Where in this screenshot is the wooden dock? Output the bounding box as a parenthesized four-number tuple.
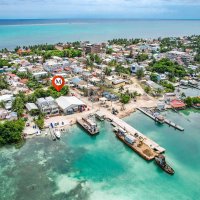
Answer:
(164, 119, 184, 131)
(137, 108, 184, 131)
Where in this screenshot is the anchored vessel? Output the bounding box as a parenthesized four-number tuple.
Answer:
(77, 116, 99, 135)
(155, 154, 175, 175)
(54, 130, 61, 139)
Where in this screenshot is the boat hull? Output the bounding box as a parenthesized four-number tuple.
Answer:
(155, 157, 175, 175)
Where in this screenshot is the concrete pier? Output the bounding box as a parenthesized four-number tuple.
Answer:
(137, 108, 184, 131)
(104, 112, 166, 158)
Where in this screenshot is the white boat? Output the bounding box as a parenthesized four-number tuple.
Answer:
(54, 130, 61, 139)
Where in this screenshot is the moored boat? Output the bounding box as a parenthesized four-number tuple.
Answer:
(54, 130, 61, 139)
(155, 155, 175, 175)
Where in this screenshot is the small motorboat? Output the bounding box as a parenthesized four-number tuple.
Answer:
(54, 130, 61, 139)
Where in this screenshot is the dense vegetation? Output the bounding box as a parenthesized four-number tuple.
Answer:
(0, 59, 11, 68)
(0, 119, 25, 145)
(15, 44, 56, 52)
(0, 75, 9, 89)
(160, 81, 175, 92)
(135, 53, 148, 62)
(35, 114, 44, 129)
(87, 54, 102, 65)
(159, 37, 180, 53)
(136, 68, 144, 79)
(108, 38, 142, 46)
(115, 65, 131, 75)
(120, 94, 131, 104)
(184, 97, 200, 107)
(42, 49, 82, 59)
(149, 58, 186, 78)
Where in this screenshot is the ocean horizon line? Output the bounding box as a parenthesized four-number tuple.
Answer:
(1, 18, 200, 21)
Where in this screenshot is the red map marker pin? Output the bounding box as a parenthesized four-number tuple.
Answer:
(52, 76, 65, 92)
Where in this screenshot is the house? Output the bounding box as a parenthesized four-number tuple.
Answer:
(32, 71, 48, 80)
(6, 112, 18, 121)
(180, 80, 188, 86)
(85, 44, 101, 54)
(170, 99, 186, 110)
(112, 79, 126, 88)
(164, 93, 177, 102)
(70, 77, 83, 87)
(156, 73, 167, 82)
(130, 63, 145, 74)
(102, 92, 119, 101)
(0, 109, 8, 120)
(0, 94, 14, 110)
(25, 103, 39, 112)
(168, 51, 193, 65)
(18, 67, 27, 73)
(36, 97, 59, 115)
(146, 80, 163, 90)
(56, 96, 86, 115)
(43, 60, 69, 72)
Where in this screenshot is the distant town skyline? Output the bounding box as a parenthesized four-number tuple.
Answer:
(0, 0, 200, 19)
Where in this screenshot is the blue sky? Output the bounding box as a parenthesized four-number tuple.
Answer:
(0, 0, 200, 19)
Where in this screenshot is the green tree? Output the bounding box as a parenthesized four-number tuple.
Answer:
(136, 68, 144, 79)
(12, 97, 24, 117)
(0, 119, 25, 146)
(104, 67, 112, 76)
(106, 48, 113, 54)
(150, 73, 158, 83)
(0, 75, 9, 90)
(135, 53, 148, 62)
(144, 86, 151, 94)
(35, 115, 44, 129)
(120, 94, 131, 104)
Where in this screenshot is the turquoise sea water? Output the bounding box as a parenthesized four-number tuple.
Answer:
(0, 109, 200, 200)
(1, 19, 200, 49)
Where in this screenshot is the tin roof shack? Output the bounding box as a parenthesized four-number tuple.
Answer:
(112, 79, 126, 88)
(0, 94, 14, 110)
(25, 103, 39, 116)
(170, 99, 186, 110)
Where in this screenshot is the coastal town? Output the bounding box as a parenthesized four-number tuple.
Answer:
(0, 35, 200, 174)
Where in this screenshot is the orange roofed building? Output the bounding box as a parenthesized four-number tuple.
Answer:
(170, 99, 186, 110)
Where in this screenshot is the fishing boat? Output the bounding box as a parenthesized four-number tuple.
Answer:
(155, 155, 175, 175)
(153, 112, 165, 124)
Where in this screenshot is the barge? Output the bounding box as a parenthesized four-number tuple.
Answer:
(115, 127, 157, 161)
(77, 116, 99, 135)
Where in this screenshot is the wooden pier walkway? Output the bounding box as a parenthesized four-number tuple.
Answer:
(137, 108, 184, 131)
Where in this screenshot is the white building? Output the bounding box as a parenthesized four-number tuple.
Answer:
(36, 97, 59, 115)
(130, 63, 145, 74)
(32, 71, 48, 79)
(56, 96, 86, 115)
(25, 103, 39, 112)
